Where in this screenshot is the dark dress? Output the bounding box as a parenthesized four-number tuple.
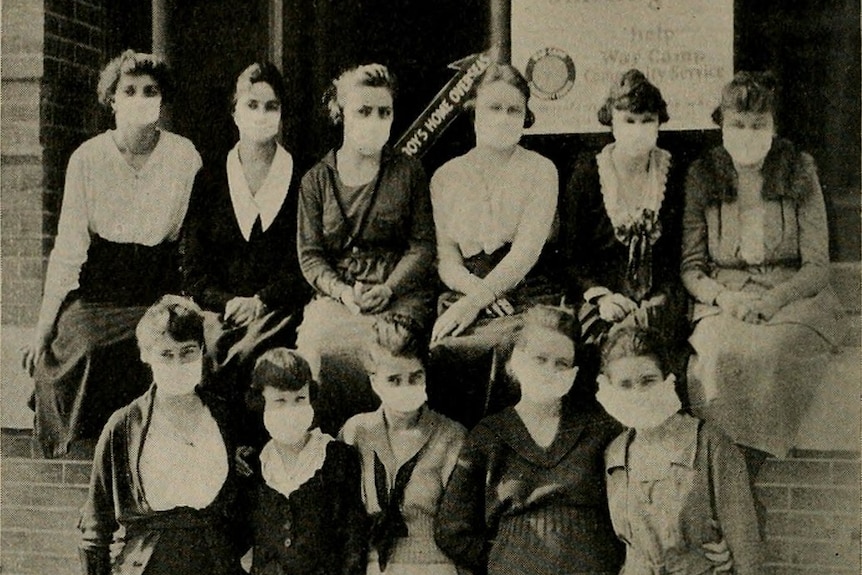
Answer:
(182, 147, 311, 397)
(249, 440, 368, 575)
(78, 387, 248, 575)
(435, 405, 623, 575)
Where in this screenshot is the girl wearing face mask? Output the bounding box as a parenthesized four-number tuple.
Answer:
(296, 64, 436, 433)
(182, 62, 309, 407)
(22, 50, 202, 457)
(682, 71, 842, 472)
(246, 347, 368, 575)
(436, 305, 623, 575)
(560, 69, 688, 382)
(340, 313, 466, 575)
(428, 64, 560, 427)
(597, 326, 763, 574)
(79, 296, 247, 575)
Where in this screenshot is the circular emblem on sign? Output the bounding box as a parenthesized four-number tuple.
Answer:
(525, 47, 576, 101)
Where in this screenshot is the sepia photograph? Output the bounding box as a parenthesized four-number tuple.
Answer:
(0, 1, 859, 573)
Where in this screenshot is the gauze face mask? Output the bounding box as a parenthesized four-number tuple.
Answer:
(151, 358, 201, 397)
(374, 383, 427, 414)
(722, 127, 774, 166)
(596, 374, 681, 430)
(264, 404, 314, 445)
(114, 95, 162, 128)
(344, 115, 392, 156)
(510, 349, 577, 405)
(613, 121, 659, 158)
(234, 107, 281, 143)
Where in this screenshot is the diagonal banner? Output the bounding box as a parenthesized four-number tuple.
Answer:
(395, 51, 493, 157)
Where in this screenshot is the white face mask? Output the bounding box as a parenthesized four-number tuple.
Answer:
(234, 107, 281, 143)
(264, 404, 314, 445)
(151, 358, 201, 397)
(722, 127, 773, 166)
(596, 374, 681, 430)
(114, 95, 161, 128)
(510, 349, 577, 405)
(345, 116, 392, 156)
(374, 383, 427, 414)
(613, 122, 658, 158)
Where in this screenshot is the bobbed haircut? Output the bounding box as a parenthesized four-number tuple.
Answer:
(597, 69, 669, 126)
(231, 61, 287, 111)
(97, 49, 173, 107)
(600, 325, 670, 376)
(364, 312, 428, 371)
(324, 63, 397, 125)
(711, 70, 778, 125)
(468, 63, 535, 129)
(135, 295, 205, 353)
(248, 348, 319, 411)
(513, 304, 580, 357)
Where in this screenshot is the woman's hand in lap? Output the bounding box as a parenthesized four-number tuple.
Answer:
(715, 291, 761, 323)
(487, 298, 515, 318)
(224, 296, 266, 327)
(20, 327, 51, 376)
(356, 284, 393, 314)
(339, 285, 362, 315)
(747, 294, 782, 323)
(432, 297, 484, 342)
(597, 293, 638, 322)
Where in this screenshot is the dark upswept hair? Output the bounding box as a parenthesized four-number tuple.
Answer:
(231, 61, 287, 111)
(597, 69, 669, 126)
(323, 63, 397, 125)
(514, 304, 580, 357)
(97, 49, 174, 107)
(600, 325, 670, 376)
(364, 312, 429, 370)
(135, 295, 205, 352)
(711, 70, 779, 125)
(468, 63, 535, 129)
(248, 348, 319, 411)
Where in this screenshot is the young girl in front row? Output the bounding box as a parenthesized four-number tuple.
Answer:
(435, 305, 624, 575)
(596, 326, 763, 574)
(341, 313, 466, 575)
(246, 348, 368, 575)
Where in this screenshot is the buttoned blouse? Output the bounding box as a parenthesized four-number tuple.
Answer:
(40, 130, 201, 327)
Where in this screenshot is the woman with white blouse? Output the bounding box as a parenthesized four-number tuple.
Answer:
(20, 50, 201, 457)
(428, 64, 560, 426)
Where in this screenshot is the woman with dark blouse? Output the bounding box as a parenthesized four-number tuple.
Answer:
(182, 62, 309, 395)
(560, 69, 687, 380)
(296, 64, 436, 433)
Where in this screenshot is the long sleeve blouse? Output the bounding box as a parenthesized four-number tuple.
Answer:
(39, 130, 200, 331)
(297, 149, 436, 299)
(182, 145, 309, 312)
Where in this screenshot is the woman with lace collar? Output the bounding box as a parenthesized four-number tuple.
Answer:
(560, 69, 688, 372)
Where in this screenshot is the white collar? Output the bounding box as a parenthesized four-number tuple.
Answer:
(260, 428, 333, 498)
(226, 143, 294, 241)
(596, 144, 670, 233)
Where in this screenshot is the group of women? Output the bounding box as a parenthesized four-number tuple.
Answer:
(19, 48, 840, 574)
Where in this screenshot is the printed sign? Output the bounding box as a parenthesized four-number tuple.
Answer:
(511, 0, 734, 133)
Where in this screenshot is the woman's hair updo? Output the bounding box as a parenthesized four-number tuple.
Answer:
(231, 61, 286, 112)
(323, 63, 397, 125)
(135, 295, 205, 353)
(469, 63, 535, 129)
(514, 304, 580, 354)
(97, 49, 173, 107)
(597, 69, 669, 126)
(711, 70, 779, 126)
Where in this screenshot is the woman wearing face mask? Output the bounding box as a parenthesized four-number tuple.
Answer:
(182, 63, 310, 406)
(246, 347, 368, 575)
(436, 305, 623, 575)
(596, 326, 763, 575)
(79, 296, 247, 575)
(428, 64, 560, 427)
(681, 71, 842, 473)
(340, 313, 466, 575)
(21, 50, 202, 457)
(560, 69, 687, 377)
(296, 64, 436, 433)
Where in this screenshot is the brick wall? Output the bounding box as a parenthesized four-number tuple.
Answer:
(0, 429, 858, 575)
